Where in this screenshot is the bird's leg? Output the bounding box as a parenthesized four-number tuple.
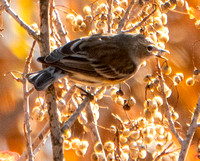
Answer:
(74, 85, 94, 100)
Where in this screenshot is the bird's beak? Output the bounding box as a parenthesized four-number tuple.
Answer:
(155, 54, 168, 60)
(153, 47, 170, 60)
(158, 49, 170, 54)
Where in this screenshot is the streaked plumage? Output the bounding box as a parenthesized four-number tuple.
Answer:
(27, 33, 165, 91)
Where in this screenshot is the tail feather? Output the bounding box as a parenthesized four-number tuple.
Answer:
(26, 67, 65, 91)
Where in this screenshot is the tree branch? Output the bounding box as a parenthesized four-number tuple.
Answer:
(53, 9, 68, 44)
(38, 0, 50, 57)
(45, 85, 63, 161)
(22, 40, 36, 161)
(61, 94, 93, 133)
(49, 0, 68, 45)
(124, 6, 157, 33)
(107, 0, 112, 33)
(18, 124, 50, 161)
(156, 59, 183, 144)
(39, 0, 63, 160)
(117, 0, 134, 33)
(155, 142, 174, 161)
(85, 103, 107, 161)
(178, 95, 200, 161)
(0, 0, 38, 39)
(19, 86, 76, 161)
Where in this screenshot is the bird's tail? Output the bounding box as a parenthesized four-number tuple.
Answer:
(26, 66, 65, 91)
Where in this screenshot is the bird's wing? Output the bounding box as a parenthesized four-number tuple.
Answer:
(43, 39, 81, 63)
(40, 35, 136, 80)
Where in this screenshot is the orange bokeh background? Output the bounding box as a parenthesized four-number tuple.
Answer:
(0, 0, 200, 160)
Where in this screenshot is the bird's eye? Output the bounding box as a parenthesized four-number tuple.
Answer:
(147, 45, 153, 52)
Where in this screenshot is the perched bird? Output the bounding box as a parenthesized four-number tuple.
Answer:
(27, 33, 168, 91)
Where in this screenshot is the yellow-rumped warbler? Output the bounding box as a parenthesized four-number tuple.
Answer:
(27, 33, 168, 91)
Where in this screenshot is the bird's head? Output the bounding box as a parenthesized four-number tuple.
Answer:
(127, 34, 169, 63)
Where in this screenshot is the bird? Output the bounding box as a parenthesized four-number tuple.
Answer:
(26, 33, 168, 91)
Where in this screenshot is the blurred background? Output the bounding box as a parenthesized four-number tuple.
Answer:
(0, 0, 200, 160)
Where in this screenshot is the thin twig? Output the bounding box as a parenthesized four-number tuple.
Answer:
(6, 41, 36, 161)
(155, 142, 174, 161)
(178, 95, 200, 161)
(4, 42, 36, 161)
(27, 88, 35, 96)
(117, 0, 134, 33)
(61, 94, 93, 132)
(124, 6, 157, 33)
(18, 123, 50, 161)
(112, 113, 126, 129)
(63, 86, 77, 103)
(156, 59, 183, 144)
(5, 72, 24, 83)
(22, 40, 36, 161)
(0, 0, 38, 39)
(33, 131, 51, 156)
(51, 25, 62, 47)
(85, 103, 108, 161)
(19, 86, 76, 160)
(53, 8, 68, 44)
(107, 0, 112, 33)
(85, 87, 107, 160)
(50, 0, 68, 45)
(128, 5, 145, 23)
(23, 40, 36, 75)
(32, 123, 50, 155)
(32, 123, 50, 153)
(191, 40, 200, 69)
(55, 5, 78, 16)
(49, 0, 54, 37)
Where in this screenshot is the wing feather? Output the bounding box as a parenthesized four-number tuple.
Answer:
(39, 34, 137, 80)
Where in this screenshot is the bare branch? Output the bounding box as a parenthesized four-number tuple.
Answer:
(53, 9, 68, 44)
(18, 123, 50, 161)
(63, 86, 77, 103)
(46, 85, 63, 161)
(33, 131, 50, 156)
(156, 59, 183, 144)
(39, 0, 63, 160)
(5, 71, 24, 83)
(155, 142, 174, 161)
(85, 102, 107, 161)
(49, 0, 54, 38)
(124, 6, 157, 33)
(38, 0, 50, 57)
(22, 40, 36, 161)
(50, 0, 68, 45)
(49, 1, 68, 45)
(4, 41, 36, 161)
(61, 94, 93, 132)
(55, 5, 78, 16)
(0, 0, 38, 39)
(27, 88, 35, 96)
(32, 123, 50, 153)
(23, 40, 36, 75)
(107, 0, 112, 33)
(19, 86, 76, 160)
(178, 95, 200, 161)
(117, 0, 134, 33)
